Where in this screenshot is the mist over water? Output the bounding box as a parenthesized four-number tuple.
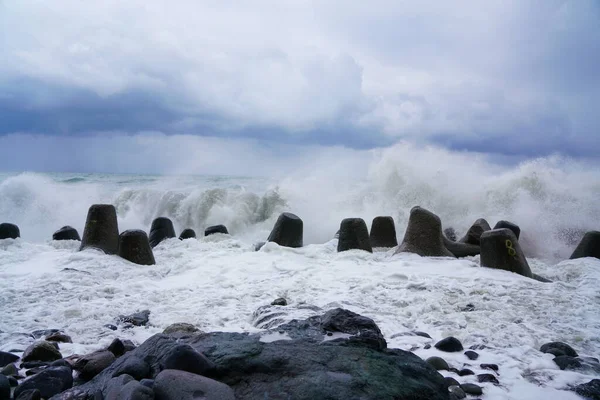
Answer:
(1, 142, 598, 261)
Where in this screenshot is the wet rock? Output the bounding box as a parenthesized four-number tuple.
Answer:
(154, 369, 235, 400)
(449, 385, 466, 399)
(178, 228, 196, 240)
(570, 231, 600, 260)
(267, 212, 303, 248)
(0, 351, 19, 368)
(140, 379, 154, 388)
(122, 340, 136, 353)
(493, 220, 520, 239)
(52, 226, 81, 241)
(395, 206, 454, 257)
(444, 227, 457, 242)
(460, 383, 483, 396)
(162, 344, 214, 376)
(480, 363, 499, 372)
(204, 225, 229, 236)
(46, 333, 73, 344)
(111, 356, 150, 381)
(104, 324, 118, 331)
(16, 389, 42, 400)
(435, 337, 464, 352)
(271, 298, 287, 306)
(574, 379, 600, 400)
(163, 323, 200, 335)
(13, 366, 73, 399)
(461, 303, 475, 312)
(321, 308, 386, 351)
(445, 377, 460, 388)
(0, 222, 20, 239)
(532, 274, 552, 283)
(26, 366, 47, 376)
(149, 217, 176, 248)
(103, 374, 134, 399)
(21, 362, 49, 369)
(74, 350, 116, 381)
(22, 341, 62, 363)
(118, 230, 156, 265)
(458, 368, 475, 376)
(31, 329, 60, 339)
(369, 216, 398, 248)
(113, 380, 154, 400)
(459, 218, 491, 245)
(0, 374, 9, 400)
(80, 204, 120, 254)
(480, 228, 532, 278)
(477, 373, 499, 385)
(119, 310, 151, 327)
(444, 236, 481, 257)
(1, 362, 18, 376)
(107, 339, 126, 358)
(540, 342, 578, 357)
(337, 218, 372, 253)
(426, 356, 449, 371)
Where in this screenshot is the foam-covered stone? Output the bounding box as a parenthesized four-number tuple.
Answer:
(369, 216, 398, 248)
(574, 379, 600, 400)
(266, 212, 303, 248)
(13, 366, 73, 399)
(204, 225, 229, 236)
(149, 217, 176, 248)
(0, 222, 20, 239)
(480, 228, 532, 278)
(540, 342, 578, 357)
(395, 206, 454, 257)
(493, 220, 520, 239)
(52, 226, 81, 241)
(178, 228, 196, 240)
(337, 218, 372, 253)
(459, 218, 491, 245)
(154, 369, 235, 400)
(163, 323, 200, 335)
(80, 204, 119, 254)
(570, 231, 600, 260)
(118, 229, 156, 265)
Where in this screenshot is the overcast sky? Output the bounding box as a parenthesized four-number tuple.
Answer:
(0, 0, 598, 173)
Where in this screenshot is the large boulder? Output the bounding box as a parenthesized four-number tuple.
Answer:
(395, 207, 454, 257)
(154, 369, 235, 400)
(22, 341, 62, 362)
(443, 236, 480, 257)
(80, 204, 119, 254)
(149, 217, 176, 248)
(0, 350, 19, 367)
(118, 230, 156, 265)
(266, 212, 303, 248)
(178, 229, 196, 240)
(73, 350, 117, 381)
(205, 225, 229, 236)
(493, 220, 520, 239)
(570, 231, 600, 260)
(337, 218, 372, 253)
(0, 222, 20, 239)
(52, 226, 81, 241)
(369, 216, 398, 248)
(14, 366, 73, 399)
(459, 218, 491, 245)
(53, 310, 449, 400)
(480, 228, 532, 278)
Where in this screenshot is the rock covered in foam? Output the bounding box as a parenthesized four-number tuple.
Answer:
(480, 228, 532, 278)
(267, 212, 303, 248)
(570, 231, 600, 260)
(369, 216, 398, 248)
(80, 204, 119, 254)
(149, 217, 176, 248)
(395, 206, 454, 257)
(179, 228, 196, 240)
(205, 225, 229, 236)
(0, 222, 20, 239)
(52, 226, 80, 241)
(337, 218, 372, 253)
(118, 229, 156, 265)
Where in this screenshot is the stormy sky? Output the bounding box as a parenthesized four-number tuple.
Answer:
(0, 0, 598, 172)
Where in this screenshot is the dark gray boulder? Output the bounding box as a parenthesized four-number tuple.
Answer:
(426, 356, 449, 371)
(574, 379, 600, 400)
(459, 218, 491, 245)
(570, 231, 600, 260)
(154, 369, 234, 400)
(53, 310, 449, 400)
(80, 204, 119, 254)
(434, 337, 463, 352)
(0, 222, 20, 239)
(111, 356, 150, 381)
(22, 341, 62, 362)
(52, 226, 81, 241)
(107, 339, 126, 358)
(480, 228, 532, 278)
(149, 217, 176, 248)
(118, 230, 156, 265)
(443, 236, 480, 257)
(337, 218, 372, 253)
(540, 342, 578, 357)
(0, 374, 9, 400)
(460, 383, 483, 396)
(178, 229, 196, 240)
(0, 351, 19, 367)
(204, 225, 229, 236)
(369, 216, 398, 248)
(74, 350, 116, 381)
(16, 389, 42, 400)
(118, 310, 151, 327)
(271, 298, 287, 306)
(14, 366, 73, 399)
(395, 207, 454, 257)
(112, 380, 154, 400)
(161, 344, 214, 376)
(493, 220, 520, 239)
(46, 333, 73, 344)
(1, 362, 18, 376)
(267, 212, 303, 248)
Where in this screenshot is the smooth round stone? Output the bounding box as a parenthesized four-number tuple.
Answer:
(464, 350, 479, 360)
(434, 337, 464, 352)
(0, 222, 20, 239)
(460, 383, 483, 396)
(179, 228, 197, 240)
(80, 204, 119, 254)
(149, 217, 176, 248)
(205, 225, 229, 236)
(52, 225, 81, 241)
(426, 356, 449, 371)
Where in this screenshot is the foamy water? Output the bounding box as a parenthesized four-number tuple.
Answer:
(1, 144, 599, 399)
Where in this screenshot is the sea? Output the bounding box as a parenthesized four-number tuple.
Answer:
(1, 145, 599, 399)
